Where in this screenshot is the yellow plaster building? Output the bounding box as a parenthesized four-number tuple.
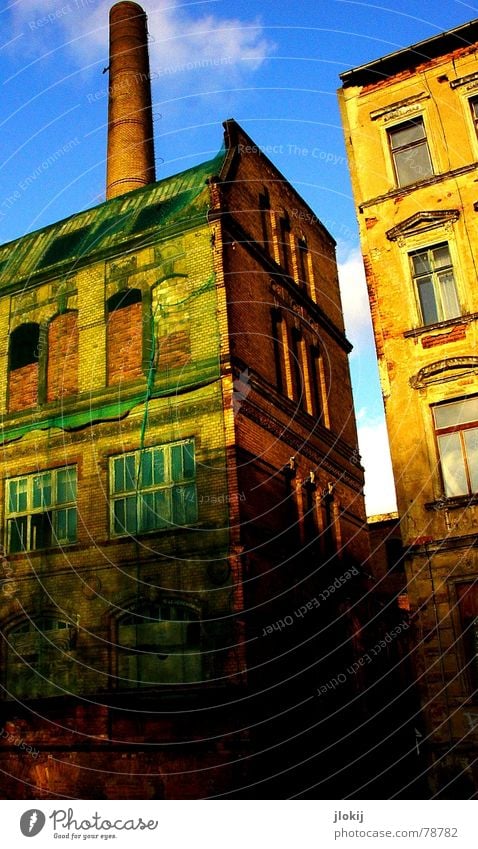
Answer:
(339, 20, 478, 796)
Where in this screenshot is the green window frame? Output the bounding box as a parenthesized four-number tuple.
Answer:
(110, 440, 197, 536)
(433, 396, 478, 498)
(410, 242, 461, 326)
(6, 467, 77, 553)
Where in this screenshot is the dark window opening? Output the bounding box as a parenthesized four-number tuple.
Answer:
(37, 228, 89, 270)
(290, 328, 303, 406)
(259, 189, 271, 251)
(279, 214, 291, 274)
(322, 490, 336, 557)
(309, 346, 322, 418)
(271, 309, 283, 394)
(107, 288, 142, 312)
(297, 237, 309, 289)
(385, 537, 404, 572)
(303, 481, 317, 543)
(9, 323, 40, 371)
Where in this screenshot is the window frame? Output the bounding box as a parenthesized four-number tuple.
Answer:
(469, 95, 478, 140)
(109, 440, 198, 538)
(5, 466, 78, 553)
(387, 116, 433, 188)
(409, 241, 461, 327)
(433, 396, 478, 498)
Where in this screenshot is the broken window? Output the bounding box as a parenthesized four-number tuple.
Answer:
(6, 467, 77, 553)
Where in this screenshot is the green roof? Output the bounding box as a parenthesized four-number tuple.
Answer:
(0, 148, 226, 287)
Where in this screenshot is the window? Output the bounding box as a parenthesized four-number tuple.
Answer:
(290, 328, 304, 407)
(410, 243, 460, 326)
(110, 440, 197, 536)
(117, 599, 201, 687)
(8, 323, 41, 412)
(297, 237, 309, 290)
(309, 346, 322, 418)
(388, 118, 433, 187)
(470, 96, 478, 138)
(434, 396, 478, 497)
(270, 309, 284, 393)
(279, 214, 291, 274)
(259, 189, 271, 251)
(6, 467, 77, 553)
(6, 617, 77, 700)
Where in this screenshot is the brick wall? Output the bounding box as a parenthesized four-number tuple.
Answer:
(9, 363, 38, 412)
(47, 311, 79, 401)
(107, 301, 143, 385)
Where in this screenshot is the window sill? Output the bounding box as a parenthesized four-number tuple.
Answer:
(110, 522, 201, 541)
(7, 542, 78, 559)
(403, 313, 478, 339)
(358, 161, 478, 210)
(425, 494, 478, 511)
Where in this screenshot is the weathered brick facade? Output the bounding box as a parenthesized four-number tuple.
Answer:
(0, 116, 374, 798)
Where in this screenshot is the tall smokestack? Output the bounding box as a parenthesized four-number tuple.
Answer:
(106, 1, 156, 200)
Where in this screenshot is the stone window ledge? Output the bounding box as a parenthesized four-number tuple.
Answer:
(425, 494, 478, 511)
(404, 312, 478, 339)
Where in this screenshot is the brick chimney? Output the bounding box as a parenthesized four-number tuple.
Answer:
(106, 1, 156, 199)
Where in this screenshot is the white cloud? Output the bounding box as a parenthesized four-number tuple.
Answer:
(357, 418, 397, 517)
(337, 245, 375, 357)
(10, 0, 273, 83)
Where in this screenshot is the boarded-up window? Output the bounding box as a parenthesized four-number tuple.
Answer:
(117, 600, 201, 688)
(47, 311, 78, 402)
(6, 618, 77, 700)
(107, 288, 143, 385)
(152, 280, 192, 372)
(8, 323, 40, 412)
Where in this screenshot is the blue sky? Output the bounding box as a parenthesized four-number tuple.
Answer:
(1, 0, 476, 514)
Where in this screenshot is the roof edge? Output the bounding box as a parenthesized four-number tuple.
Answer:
(340, 18, 478, 87)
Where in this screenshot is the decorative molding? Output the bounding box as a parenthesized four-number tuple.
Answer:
(450, 72, 478, 90)
(370, 92, 429, 122)
(386, 209, 460, 243)
(409, 356, 478, 389)
(106, 255, 137, 280)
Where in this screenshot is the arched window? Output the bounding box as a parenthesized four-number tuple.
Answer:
(8, 323, 40, 412)
(47, 311, 78, 402)
(106, 288, 143, 385)
(5, 617, 76, 700)
(116, 599, 201, 689)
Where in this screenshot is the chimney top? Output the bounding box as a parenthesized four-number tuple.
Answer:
(106, 1, 156, 199)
